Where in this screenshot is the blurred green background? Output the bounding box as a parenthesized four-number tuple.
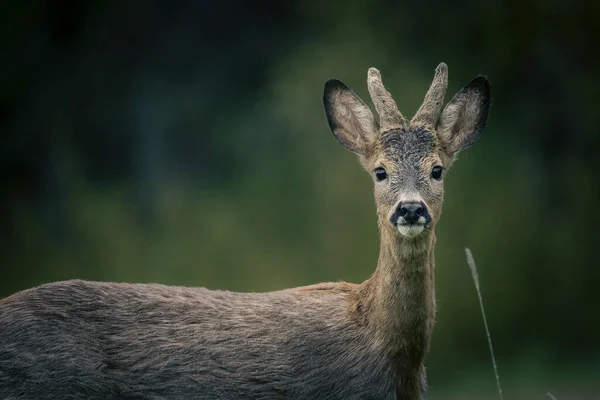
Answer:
(1, 0, 599, 398)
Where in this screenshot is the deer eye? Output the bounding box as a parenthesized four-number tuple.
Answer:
(431, 166, 443, 181)
(374, 167, 387, 182)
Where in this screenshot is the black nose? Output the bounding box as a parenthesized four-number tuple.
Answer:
(398, 202, 425, 225)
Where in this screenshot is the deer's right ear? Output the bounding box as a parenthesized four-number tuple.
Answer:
(323, 79, 378, 156)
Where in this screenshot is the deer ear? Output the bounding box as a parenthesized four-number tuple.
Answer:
(324, 79, 378, 156)
(436, 76, 490, 158)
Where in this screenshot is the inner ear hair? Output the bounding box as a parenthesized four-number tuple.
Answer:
(323, 79, 378, 155)
(436, 76, 490, 155)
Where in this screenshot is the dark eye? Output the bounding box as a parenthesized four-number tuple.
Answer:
(374, 167, 387, 182)
(431, 166, 443, 181)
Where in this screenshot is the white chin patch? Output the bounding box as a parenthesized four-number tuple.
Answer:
(397, 224, 425, 238)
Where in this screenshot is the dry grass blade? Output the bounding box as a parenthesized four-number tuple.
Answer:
(465, 247, 504, 400)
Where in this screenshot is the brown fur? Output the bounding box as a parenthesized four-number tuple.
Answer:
(0, 64, 490, 400)
(324, 63, 490, 398)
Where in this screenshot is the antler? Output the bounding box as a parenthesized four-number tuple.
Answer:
(367, 68, 406, 131)
(411, 62, 448, 128)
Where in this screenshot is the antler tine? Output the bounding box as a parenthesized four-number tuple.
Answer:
(367, 68, 406, 131)
(411, 62, 448, 128)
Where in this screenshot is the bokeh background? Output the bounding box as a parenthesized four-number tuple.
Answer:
(2, 0, 599, 398)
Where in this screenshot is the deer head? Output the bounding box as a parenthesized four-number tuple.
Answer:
(324, 63, 490, 239)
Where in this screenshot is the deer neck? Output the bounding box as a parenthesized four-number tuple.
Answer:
(360, 221, 437, 362)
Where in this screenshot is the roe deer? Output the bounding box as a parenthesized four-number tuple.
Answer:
(0, 63, 490, 400)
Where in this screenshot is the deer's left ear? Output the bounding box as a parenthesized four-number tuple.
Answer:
(436, 76, 490, 158)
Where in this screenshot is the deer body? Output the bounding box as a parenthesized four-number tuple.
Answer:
(1, 280, 393, 399)
(0, 63, 490, 399)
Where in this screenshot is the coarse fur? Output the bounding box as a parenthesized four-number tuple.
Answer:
(0, 63, 490, 400)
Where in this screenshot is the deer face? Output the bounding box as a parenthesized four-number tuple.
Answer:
(369, 126, 444, 238)
(324, 64, 490, 239)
